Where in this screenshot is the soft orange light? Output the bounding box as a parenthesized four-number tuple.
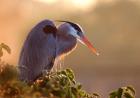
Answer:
(71, 0, 97, 10)
(35, 0, 57, 4)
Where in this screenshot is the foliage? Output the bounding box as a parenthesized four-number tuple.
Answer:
(0, 43, 136, 98)
(0, 43, 11, 59)
(0, 63, 100, 98)
(31, 69, 100, 98)
(109, 86, 135, 98)
(0, 64, 136, 98)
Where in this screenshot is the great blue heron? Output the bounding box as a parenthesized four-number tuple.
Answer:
(18, 19, 99, 82)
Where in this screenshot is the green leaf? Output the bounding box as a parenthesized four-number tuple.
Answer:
(66, 68, 75, 80)
(124, 92, 134, 98)
(117, 88, 123, 98)
(79, 90, 86, 97)
(1, 43, 11, 54)
(52, 89, 65, 97)
(61, 70, 67, 76)
(127, 86, 135, 95)
(77, 83, 82, 90)
(92, 93, 100, 97)
(71, 87, 78, 96)
(109, 91, 117, 98)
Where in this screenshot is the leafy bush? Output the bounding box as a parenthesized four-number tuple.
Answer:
(110, 86, 135, 98)
(0, 43, 136, 98)
(0, 64, 100, 98)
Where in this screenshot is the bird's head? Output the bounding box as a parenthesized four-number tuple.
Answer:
(57, 21, 99, 56)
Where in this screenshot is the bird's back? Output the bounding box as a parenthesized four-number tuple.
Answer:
(18, 20, 56, 82)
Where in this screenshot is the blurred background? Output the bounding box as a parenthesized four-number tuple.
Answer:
(0, 0, 140, 97)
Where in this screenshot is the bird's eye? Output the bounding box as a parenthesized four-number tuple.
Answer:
(77, 32, 81, 36)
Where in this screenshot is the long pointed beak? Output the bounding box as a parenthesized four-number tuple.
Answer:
(80, 36, 99, 56)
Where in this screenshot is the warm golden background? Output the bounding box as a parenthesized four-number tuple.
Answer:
(0, 0, 140, 97)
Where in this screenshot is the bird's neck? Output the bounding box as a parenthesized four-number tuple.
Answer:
(56, 34, 77, 57)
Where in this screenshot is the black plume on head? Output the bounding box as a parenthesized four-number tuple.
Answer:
(56, 20, 82, 32)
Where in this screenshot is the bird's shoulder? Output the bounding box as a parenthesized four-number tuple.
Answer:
(43, 25, 57, 37)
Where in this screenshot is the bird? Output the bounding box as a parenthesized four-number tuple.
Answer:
(18, 19, 99, 82)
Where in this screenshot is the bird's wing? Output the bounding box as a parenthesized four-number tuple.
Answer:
(18, 24, 57, 82)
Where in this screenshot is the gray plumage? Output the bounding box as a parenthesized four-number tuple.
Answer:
(18, 19, 98, 82)
(18, 20, 77, 82)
